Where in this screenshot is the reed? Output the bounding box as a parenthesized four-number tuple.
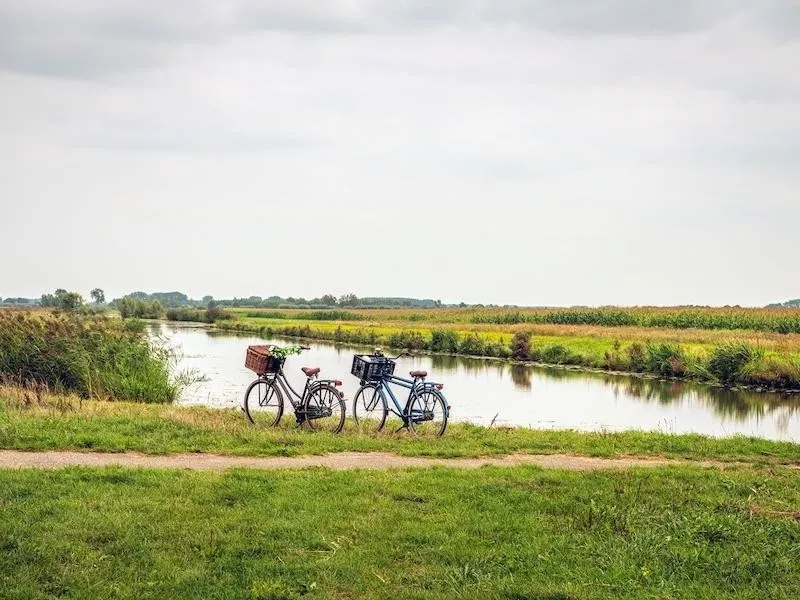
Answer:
(0, 310, 178, 402)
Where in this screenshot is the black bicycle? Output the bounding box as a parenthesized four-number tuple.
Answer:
(351, 350, 449, 436)
(243, 345, 346, 433)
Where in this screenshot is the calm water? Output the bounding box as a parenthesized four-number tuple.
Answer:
(155, 323, 800, 442)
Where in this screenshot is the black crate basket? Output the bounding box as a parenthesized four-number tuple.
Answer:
(351, 354, 395, 381)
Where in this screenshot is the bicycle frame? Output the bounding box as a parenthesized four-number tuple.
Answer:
(260, 368, 339, 409)
(373, 373, 446, 420)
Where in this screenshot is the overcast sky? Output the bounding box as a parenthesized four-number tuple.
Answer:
(1, 1, 798, 306)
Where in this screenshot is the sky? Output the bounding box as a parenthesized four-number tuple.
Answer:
(1, 1, 798, 307)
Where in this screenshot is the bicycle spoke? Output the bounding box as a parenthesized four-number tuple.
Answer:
(305, 385, 345, 433)
(353, 384, 387, 433)
(408, 389, 447, 436)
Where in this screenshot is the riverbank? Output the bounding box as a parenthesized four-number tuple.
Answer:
(213, 308, 800, 390)
(2, 385, 799, 463)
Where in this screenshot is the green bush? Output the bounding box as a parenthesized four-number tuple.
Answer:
(645, 343, 688, 377)
(510, 331, 532, 360)
(429, 329, 460, 353)
(707, 342, 765, 384)
(458, 334, 485, 356)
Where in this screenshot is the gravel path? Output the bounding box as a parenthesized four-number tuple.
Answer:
(0, 450, 748, 471)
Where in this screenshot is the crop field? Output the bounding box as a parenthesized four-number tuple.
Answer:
(231, 306, 800, 334)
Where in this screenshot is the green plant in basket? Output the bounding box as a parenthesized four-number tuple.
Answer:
(269, 345, 304, 360)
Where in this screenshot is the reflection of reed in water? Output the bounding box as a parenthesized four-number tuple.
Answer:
(595, 371, 800, 430)
(509, 365, 532, 390)
(430, 353, 509, 380)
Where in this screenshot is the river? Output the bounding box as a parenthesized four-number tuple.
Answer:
(155, 323, 800, 442)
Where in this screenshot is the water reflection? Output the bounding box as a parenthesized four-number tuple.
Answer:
(430, 350, 800, 428)
(157, 323, 800, 441)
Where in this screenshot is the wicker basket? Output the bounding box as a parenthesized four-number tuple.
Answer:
(245, 345, 283, 374)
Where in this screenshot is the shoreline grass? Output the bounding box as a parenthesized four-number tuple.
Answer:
(2, 465, 799, 598)
(2, 386, 799, 463)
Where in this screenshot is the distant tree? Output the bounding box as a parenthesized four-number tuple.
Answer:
(90, 288, 105, 304)
(202, 295, 214, 304)
(117, 296, 164, 319)
(40, 293, 56, 307)
(339, 293, 358, 306)
(52, 289, 84, 310)
(320, 294, 337, 306)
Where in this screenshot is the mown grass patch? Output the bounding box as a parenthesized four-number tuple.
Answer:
(1, 465, 799, 599)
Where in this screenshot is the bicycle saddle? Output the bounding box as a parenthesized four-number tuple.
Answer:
(301, 367, 321, 377)
(410, 370, 427, 378)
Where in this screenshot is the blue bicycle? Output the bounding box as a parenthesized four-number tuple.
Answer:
(350, 350, 449, 436)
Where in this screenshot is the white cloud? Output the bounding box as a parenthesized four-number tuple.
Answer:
(1, 1, 798, 305)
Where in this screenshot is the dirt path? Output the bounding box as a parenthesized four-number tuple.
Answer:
(0, 450, 756, 471)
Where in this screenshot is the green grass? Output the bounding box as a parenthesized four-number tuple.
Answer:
(1, 465, 799, 598)
(2, 388, 799, 463)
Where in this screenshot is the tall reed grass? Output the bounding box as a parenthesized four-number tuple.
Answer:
(0, 310, 179, 402)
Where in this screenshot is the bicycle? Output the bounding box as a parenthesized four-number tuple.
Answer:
(351, 350, 450, 436)
(243, 344, 346, 433)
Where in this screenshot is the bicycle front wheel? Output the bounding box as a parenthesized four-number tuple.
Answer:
(304, 384, 346, 433)
(353, 383, 387, 433)
(407, 389, 448, 436)
(244, 378, 284, 427)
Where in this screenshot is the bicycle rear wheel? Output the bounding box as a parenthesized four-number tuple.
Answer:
(407, 389, 448, 436)
(244, 378, 284, 427)
(352, 383, 387, 433)
(304, 384, 346, 433)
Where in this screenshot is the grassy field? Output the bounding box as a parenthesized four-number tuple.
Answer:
(3, 386, 799, 463)
(2, 464, 799, 599)
(217, 307, 800, 390)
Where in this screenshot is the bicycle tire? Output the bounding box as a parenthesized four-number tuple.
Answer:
(352, 383, 388, 433)
(244, 378, 284, 427)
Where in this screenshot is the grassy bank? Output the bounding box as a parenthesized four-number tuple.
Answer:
(2, 386, 799, 463)
(0, 311, 177, 402)
(218, 310, 800, 390)
(2, 465, 799, 599)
